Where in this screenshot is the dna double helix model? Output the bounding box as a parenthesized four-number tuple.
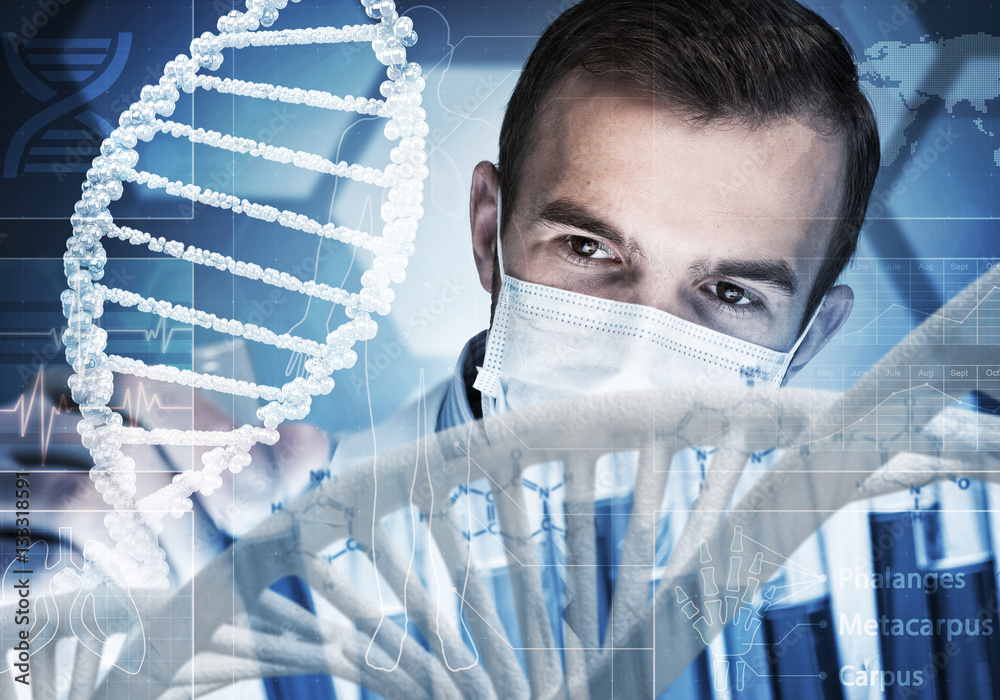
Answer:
(60, 0, 428, 589)
(22, 0, 1000, 695)
(3, 33, 131, 179)
(10, 266, 998, 696)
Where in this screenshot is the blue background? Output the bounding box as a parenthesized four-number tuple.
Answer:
(0, 0, 998, 430)
(0, 1, 999, 698)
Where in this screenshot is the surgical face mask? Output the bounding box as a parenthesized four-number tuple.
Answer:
(473, 190, 823, 418)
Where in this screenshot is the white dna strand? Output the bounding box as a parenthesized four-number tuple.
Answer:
(60, 0, 428, 589)
(8, 269, 998, 697)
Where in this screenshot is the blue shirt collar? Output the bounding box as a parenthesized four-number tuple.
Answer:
(436, 330, 488, 432)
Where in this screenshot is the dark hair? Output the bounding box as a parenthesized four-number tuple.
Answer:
(496, 0, 880, 329)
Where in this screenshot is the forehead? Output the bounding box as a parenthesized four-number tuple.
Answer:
(518, 71, 847, 264)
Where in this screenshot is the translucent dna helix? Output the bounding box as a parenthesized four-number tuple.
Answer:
(38, 267, 997, 697)
(61, 0, 427, 589)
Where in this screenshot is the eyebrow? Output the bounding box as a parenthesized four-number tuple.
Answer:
(537, 198, 798, 296)
(536, 198, 643, 259)
(692, 259, 799, 297)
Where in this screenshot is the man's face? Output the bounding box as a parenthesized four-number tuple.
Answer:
(471, 71, 853, 368)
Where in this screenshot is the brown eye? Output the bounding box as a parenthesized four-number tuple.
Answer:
(716, 281, 750, 304)
(569, 236, 612, 259)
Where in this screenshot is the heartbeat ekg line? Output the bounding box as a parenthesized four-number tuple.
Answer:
(0, 369, 75, 466)
(0, 367, 196, 465)
(112, 382, 195, 428)
(106, 316, 193, 354)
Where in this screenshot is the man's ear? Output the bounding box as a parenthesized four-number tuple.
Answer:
(470, 160, 500, 293)
(783, 284, 854, 383)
